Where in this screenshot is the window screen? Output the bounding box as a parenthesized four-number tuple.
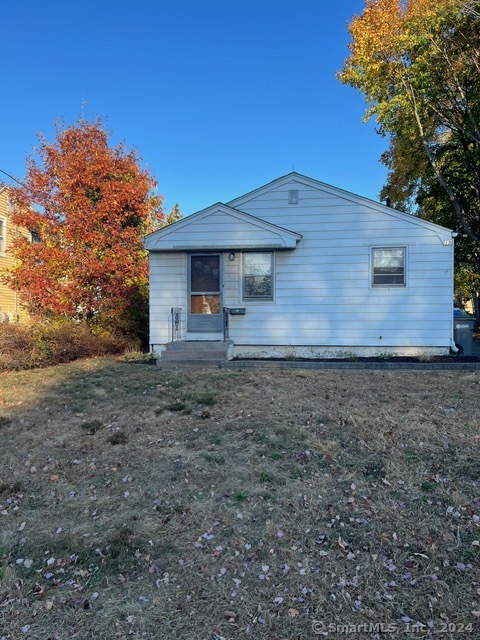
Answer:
(243, 252, 274, 300)
(372, 247, 406, 286)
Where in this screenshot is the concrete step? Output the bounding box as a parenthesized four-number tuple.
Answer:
(158, 341, 231, 367)
(165, 341, 229, 352)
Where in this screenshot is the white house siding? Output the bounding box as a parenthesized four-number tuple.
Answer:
(224, 177, 453, 356)
(149, 251, 241, 351)
(147, 174, 454, 358)
(149, 252, 187, 348)
(146, 208, 299, 250)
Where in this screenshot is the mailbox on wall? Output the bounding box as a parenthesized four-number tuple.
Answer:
(229, 308, 246, 315)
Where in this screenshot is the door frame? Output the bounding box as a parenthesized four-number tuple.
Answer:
(187, 252, 223, 336)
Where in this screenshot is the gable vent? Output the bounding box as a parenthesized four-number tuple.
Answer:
(288, 189, 298, 204)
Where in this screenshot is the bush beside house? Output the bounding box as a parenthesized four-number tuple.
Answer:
(0, 320, 131, 372)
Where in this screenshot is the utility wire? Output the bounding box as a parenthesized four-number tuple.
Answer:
(0, 168, 27, 188)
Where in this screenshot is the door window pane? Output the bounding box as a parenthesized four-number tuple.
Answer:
(191, 255, 220, 292)
(190, 295, 220, 315)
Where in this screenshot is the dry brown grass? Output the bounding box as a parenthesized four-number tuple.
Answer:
(0, 360, 479, 639)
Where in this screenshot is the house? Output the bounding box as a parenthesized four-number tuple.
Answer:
(0, 185, 30, 322)
(144, 172, 455, 360)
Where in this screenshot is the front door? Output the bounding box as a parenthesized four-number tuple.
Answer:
(188, 254, 223, 333)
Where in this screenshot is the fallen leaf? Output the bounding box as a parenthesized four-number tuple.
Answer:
(32, 584, 47, 600)
(337, 536, 347, 552)
(288, 608, 299, 618)
(224, 610, 237, 622)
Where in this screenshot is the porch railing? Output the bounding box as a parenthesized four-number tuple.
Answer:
(223, 307, 229, 340)
(170, 307, 229, 342)
(171, 307, 182, 341)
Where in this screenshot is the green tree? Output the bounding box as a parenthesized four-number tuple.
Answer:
(166, 203, 183, 225)
(380, 130, 480, 298)
(339, 0, 480, 292)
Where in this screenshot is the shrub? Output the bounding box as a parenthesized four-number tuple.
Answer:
(88, 283, 150, 351)
(0, 319, 129, 372)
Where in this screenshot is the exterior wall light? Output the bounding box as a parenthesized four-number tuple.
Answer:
(229, 252, 236, 261)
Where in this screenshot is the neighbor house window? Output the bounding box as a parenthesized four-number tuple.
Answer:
(0, 218, 5, 256)
(372, 247, 406, 286)
(243, 252, 274, 300)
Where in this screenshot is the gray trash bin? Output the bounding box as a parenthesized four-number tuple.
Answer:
(453, 314, 476, 356)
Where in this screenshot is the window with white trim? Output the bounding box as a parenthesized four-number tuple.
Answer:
(242, 252, 274, 300)
(372, 247, 406, 287)
(0, 217, 5, 256)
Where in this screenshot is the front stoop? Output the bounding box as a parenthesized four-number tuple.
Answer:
(156, 341, 232, 368)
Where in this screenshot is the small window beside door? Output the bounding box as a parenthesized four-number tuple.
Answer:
(371, 247, 406, 287)
(243, 252, 274, 300)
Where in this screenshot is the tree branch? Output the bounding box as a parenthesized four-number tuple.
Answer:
(404, 76, 480, 244)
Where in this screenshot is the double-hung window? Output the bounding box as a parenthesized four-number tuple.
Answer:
(0, 217, 5, 256)
(243, 252, 274, 300)
(372, 247, 406, 287)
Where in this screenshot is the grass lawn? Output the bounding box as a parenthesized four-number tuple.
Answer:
(1, 358, 479, 639)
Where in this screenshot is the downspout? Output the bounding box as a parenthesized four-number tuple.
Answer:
(450, 232, 459, 352)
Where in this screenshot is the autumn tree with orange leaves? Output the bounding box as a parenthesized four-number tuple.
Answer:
(339, 0, 480, 295)
(7, 118, 163, 326)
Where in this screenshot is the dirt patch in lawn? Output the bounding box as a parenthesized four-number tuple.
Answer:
(0, 358, 479, 639)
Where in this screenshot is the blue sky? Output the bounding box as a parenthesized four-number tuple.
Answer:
(0, 0, 388, 215)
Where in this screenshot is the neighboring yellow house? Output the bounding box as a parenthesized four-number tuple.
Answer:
(0, 185, 30, 321)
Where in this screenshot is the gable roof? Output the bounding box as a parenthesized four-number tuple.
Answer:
(144, 172, 454, 253)
(228, 172, 454, 236)
(144, 202, 302, 251)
